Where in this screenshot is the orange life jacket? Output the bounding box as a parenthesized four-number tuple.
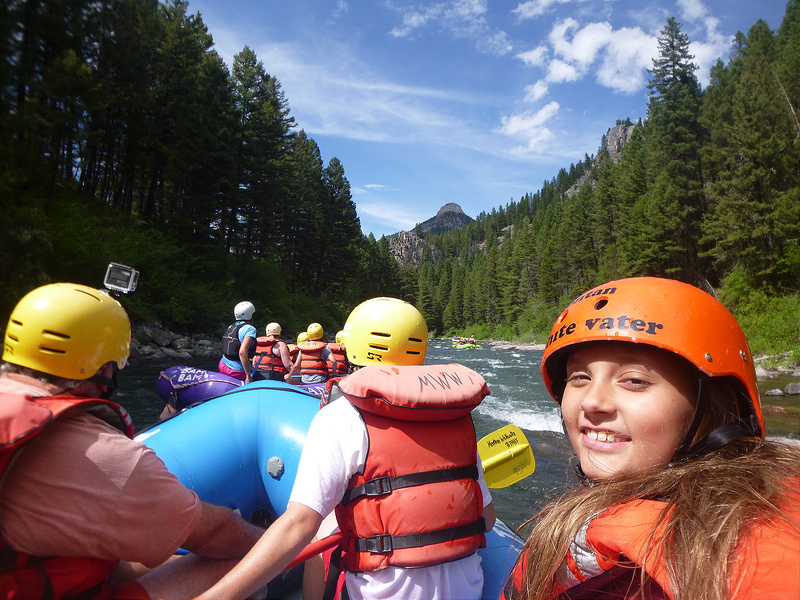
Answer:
(253, 337, 289, 375)
(0, 393, 135, 600)
(326, 343, 349, 376)
(502, 487, 800, 600)
(332, 364, 489, 572)
(297, 341, 330, 376)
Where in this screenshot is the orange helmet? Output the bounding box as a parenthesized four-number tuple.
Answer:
(541, 277, 763, 437)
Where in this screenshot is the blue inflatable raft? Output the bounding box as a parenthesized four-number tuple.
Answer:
(136, 379, 523, 599)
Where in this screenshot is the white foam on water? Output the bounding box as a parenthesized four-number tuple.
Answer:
(477, 402, 563, 433)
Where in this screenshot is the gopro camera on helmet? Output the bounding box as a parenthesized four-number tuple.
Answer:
(103, 263, 139, 294)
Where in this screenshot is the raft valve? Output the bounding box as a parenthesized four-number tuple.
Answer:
(266, 457, 284, 478)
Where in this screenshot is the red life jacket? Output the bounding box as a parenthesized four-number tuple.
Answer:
(298, 341, 330, 376)
(0, 393, 135, 600)
(326, 344, 349, 376)
(253, 337, 289, 375)
(332, 364, 489, 572)
(503, 488, 800, 600)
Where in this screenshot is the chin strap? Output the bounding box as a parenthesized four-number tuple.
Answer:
(89, 363, 120, 400)
(668, 379, 760, 467)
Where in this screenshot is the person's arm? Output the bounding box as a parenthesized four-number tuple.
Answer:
(285, 351, 302, 381)
(181, 501, 265, 559)
(277, 341, 294, 372)
(481, 502, 496, 532)
(322, 346, 336, 377)
(194, 502, 323, 600)
(239, 335, 254, 383)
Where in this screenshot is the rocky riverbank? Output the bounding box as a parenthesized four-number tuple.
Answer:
(129, 324, 220, 364)
(131, 326, 800, 397)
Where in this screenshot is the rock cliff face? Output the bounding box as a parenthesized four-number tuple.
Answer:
(605, 123, 636, 162)
(387, 203, 472, 267)
(388, 230, 443, 268)
(565, 122, 636, 198)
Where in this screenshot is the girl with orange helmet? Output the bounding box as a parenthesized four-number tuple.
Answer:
(503, 277, 799, 600)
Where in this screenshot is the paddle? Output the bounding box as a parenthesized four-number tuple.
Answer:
(478, 424, 535, 489)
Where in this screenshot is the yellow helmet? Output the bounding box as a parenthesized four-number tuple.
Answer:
(3, 283, 131, 380)
(335, 330, 345, 345)
(342, 297, 427, 366)
(307, 322, 324, 341)
(265, 322, 282, 336)
(297, 331, 310, 344)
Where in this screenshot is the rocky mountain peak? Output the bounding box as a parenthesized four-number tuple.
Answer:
(436, 202, 465, 217)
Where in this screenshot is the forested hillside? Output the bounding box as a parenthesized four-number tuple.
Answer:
(412, 11, 798, 360)
(0, 0, 406, 334)
(1, 1, 798, 361)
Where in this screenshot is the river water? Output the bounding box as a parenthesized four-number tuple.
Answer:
(115, 338, 797, 535)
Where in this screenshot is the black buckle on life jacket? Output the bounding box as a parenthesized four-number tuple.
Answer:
(362, 476, 392, 497)
(362, 534, 393, 553)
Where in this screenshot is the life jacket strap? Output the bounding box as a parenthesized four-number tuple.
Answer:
(341, 465, 478, 506)
(355, 518, 485, 554)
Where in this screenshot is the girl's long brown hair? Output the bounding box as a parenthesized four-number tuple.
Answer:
(516, 438, 799, 600)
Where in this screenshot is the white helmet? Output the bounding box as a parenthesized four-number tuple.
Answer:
(266, 322, 282, 336)
(234, 301, 255, 321)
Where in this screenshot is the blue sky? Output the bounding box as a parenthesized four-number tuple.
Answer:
(187, 0, 787, 238)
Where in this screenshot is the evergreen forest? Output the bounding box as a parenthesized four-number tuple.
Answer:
(1, 0, 798, 362)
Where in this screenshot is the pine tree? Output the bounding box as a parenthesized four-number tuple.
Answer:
(702, 20, 800, 291)
(643, 17, 706, 282)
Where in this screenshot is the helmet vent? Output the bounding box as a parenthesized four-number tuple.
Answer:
(370, 331, 391, 339)
(408, 337, 423, 343)
(593, 298, 609, 310)
(39, 346, 67, 355)
(42, 329, 70, 340)
(368, 344, 389, 352)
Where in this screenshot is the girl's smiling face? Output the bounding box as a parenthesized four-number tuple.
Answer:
(561, 342, 697, 480)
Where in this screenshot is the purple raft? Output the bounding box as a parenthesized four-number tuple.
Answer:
(156, 366, 243, 411)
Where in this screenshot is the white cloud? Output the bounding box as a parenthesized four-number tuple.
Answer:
(677, 0, 733, 86)
(516, 18, 656, 98)
(447, 0, 488, 20)
(390, 6, 443, 37)
(330, 0, 348, 22)
(595, 27, 657, 92)
(550, 20, 612, 67)
(357, 201, 421, 230)
(512, 0, 587, 20)
(678, 0, 708, 23)
(389, 0, 511, 56)
(516, 45, 548, 67)
(524, 80, 549, 102)
(478, 30, 513, 55)
(497, 101, 560, 152)
(547, 58, 580, 82)
(352, 184, 399, 194)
